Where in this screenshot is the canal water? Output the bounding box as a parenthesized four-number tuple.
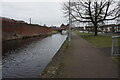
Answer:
(2, 33, 67, 78)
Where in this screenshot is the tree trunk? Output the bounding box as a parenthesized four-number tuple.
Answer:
(94, 23, 98, 36)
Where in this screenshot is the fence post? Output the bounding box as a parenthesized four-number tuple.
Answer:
(118, 37, 120, 55)
(111, 36, 115, 56)
(111, 36, 120, 56)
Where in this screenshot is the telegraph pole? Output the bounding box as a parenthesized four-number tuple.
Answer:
(30, 18, 31, 24)
(68, 0, 71, 45)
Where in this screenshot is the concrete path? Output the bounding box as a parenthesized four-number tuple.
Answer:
(56, 33, 118, 78)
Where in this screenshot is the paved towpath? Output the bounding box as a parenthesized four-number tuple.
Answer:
(56, 32, 118, 78)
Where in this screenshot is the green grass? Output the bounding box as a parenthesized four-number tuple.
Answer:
(112, 56, 120, 64)
(52, 30, 58, 34)
(74, 31, 120, 63)
(74, 31, 119, 47)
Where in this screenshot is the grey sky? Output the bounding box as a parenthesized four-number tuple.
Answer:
(2, 1, 68, 27)
(1, 0, 119, 27)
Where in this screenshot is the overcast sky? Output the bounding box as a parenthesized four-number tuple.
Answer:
(1, 0, 119, 27)
(1, 0, 68, 27)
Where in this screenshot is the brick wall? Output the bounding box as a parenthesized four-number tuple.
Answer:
(2, 21, 52, 41)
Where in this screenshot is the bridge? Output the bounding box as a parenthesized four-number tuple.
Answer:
(52, 27, 67, 33)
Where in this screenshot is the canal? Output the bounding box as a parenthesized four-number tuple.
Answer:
(2, 33, 67, 78)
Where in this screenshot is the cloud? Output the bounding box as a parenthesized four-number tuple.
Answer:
(2, 2, 67, 27)
(1, 0, 67, 2)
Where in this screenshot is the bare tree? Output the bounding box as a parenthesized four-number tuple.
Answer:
(116, 1, 120, 24)
(63, 0, 120, 36)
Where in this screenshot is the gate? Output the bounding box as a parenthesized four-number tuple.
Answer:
(111, 36, 120, 56)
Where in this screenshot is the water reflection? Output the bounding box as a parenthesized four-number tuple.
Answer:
(2, 33, 67, 78)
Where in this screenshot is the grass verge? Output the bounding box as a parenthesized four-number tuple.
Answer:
(74, 31, 119, 47)
(74, 31, 120, 63)
(52, 30, 58, 34)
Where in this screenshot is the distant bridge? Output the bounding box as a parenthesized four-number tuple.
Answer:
(52, 27, 67, 33)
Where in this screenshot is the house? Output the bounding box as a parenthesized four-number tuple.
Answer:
(99, 24, 120, 33)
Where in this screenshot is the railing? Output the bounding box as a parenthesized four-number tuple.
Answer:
(111, 36, 120, 56)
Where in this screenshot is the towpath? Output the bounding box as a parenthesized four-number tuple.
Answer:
(56, 32, 118, 78)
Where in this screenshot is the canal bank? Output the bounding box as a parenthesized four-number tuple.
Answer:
(40, 37, 69, 78)
(2, 31, 52, 41)
(2, 17, 52, 41)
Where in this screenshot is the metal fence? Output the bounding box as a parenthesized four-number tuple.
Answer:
(111, 36, 120, 56)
